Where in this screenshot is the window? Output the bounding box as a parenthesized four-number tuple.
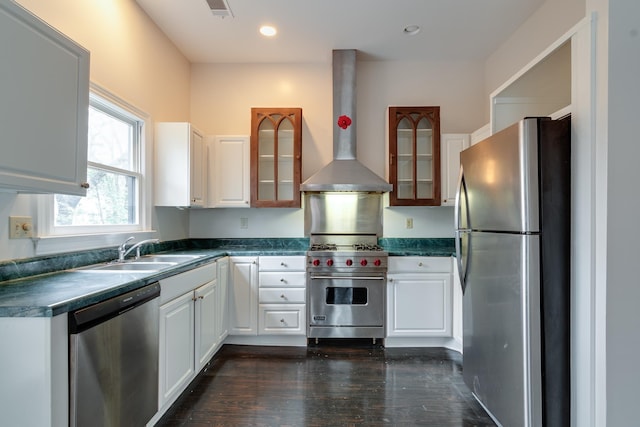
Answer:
(51, 91, 145, 235)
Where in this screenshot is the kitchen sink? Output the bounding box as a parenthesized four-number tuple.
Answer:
(138, 254, 202, 263)
(81, 262, 177, 272)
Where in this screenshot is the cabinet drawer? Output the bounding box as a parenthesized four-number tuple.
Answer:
(259, 271, 306, 287)
(259, 256, 306, 271)
(388, 257, 451, 274)
(259, 288, 305, 304)
(258, 304, 305, 335)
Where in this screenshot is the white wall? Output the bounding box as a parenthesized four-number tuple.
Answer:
(0, 0, 192, 261)
(484, 0, 585, 109)
(189, 59, 484, 238)
(606, 2, 639, 426)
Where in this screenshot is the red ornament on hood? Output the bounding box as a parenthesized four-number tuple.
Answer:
(337, 115, 352, 130)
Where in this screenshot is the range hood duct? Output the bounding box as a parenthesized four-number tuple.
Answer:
(300, 50, 393, 193)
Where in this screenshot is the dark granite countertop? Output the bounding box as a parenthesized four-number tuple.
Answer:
(0, 238, 453, 318)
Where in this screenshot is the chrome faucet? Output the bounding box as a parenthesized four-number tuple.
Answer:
(117, 237, 160, 262)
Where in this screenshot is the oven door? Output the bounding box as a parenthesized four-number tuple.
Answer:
(308, 274, 385, 333)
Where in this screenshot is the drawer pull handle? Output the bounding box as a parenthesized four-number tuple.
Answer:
(281, 262, 287, 267)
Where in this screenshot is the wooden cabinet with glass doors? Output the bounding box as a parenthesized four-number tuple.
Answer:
(250, 108, 302, 207)
(388, 106, 441, 206)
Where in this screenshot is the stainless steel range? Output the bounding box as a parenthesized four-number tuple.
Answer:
(307, 234, 388, 341)
(304, 191, 388, 342)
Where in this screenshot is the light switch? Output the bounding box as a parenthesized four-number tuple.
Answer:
(9, 216, 33, 239)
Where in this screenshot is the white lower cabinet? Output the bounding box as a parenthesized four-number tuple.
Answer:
(227, 256, 306, 343)
(157, 261, 219, 413)
(228, 256, 258, 335)
(258, 256, 306, 336)
(386, 257, 456, 348)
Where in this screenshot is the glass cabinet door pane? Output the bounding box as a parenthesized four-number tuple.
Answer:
(258, 118, 275, 201)
(277, 118, 294, 201)
(396, 116, 414, 199)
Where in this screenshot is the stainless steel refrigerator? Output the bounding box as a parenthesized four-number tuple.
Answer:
(455, 117, 570, 427)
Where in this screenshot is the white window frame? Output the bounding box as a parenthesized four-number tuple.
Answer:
(36, 83, 155, 255)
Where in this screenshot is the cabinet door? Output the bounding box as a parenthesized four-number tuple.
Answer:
(190, 128, 205, 206)
(194, 280, 217, 371)
(216, 257, 229, 343)
(209, 135, 250, 207)
(250, 108, 302, 208)
(388, 106, 441, 206)
(228, 257, 258, 335)
(159, 292, 195, 408)
(387, 273, 452, 337)
(155, 122, 205, 207)
(0, 1, 89, 195)
(441, 134, 470, 206)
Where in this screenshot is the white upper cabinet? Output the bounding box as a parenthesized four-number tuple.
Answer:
(441, 134, 470, 206)
(0, 0, 90, 195)
(155, 122, 205, 207)
(207, 135, 250, 208)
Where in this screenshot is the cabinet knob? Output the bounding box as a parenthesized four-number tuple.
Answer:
(280, 318, 285, 323)
(280, 278, 286, 283)
(280, 262, 287, 267)
(280, 294, 286, 299)
(418, 262, 424, 267)
(80, 182, 90, 189)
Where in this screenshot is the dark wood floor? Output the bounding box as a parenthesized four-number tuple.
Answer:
(156, 341, 496, 426)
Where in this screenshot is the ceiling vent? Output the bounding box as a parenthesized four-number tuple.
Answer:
(205, 0, 233, 18)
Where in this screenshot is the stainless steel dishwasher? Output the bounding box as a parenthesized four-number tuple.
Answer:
(69, 282, 161, 427)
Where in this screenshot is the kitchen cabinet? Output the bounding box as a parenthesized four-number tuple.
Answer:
(158, 261, 217, 411)
(155, 122, 205, 207)
(228, 256, 258, 335)
(250, 108, 302, 208)
(208, 135, 250, 208)
(0, 314, 68, 426)
(258, 256, 306, 335)
(0, 0, 90, 195)
(388, 106, 441, 206)
(440, 134, 470, 206)
(387, 257, 452, 338)
(216, 257, 229, 344)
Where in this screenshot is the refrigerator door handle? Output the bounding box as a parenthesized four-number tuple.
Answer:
(455, 166, 470, 293)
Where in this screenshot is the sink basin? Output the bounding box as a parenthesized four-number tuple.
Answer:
(139, 254, 202, 263)
(82, 262, 177, 272)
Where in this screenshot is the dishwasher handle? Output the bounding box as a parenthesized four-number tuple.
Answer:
(69, 282, 160, 334)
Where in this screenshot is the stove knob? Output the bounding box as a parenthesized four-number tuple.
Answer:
(360, 259, 368, 266)
(346, 259, 353, 266)
(312, 259, 320, 266)
(326, 259, 334, 267)
(374, 259, 382, 266)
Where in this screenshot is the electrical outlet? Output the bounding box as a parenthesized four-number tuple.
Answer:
(405, 218, 413, 229)
(240, 217, 249, 229)
(10, 216, 33, 239)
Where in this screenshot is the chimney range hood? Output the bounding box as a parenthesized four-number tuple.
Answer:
(300, 50, 393, 193)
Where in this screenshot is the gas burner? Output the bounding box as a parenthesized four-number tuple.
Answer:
(353, 243, 383, 252)
(309, 243, 337, 251)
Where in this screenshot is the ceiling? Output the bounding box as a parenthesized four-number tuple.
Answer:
(135, 0, 545, 64)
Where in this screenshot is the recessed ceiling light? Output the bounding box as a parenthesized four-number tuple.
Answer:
(260, 25, 277, 37)
(403, 25, 421, 36)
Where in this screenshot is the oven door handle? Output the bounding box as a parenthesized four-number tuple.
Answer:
(310, 276, 386, 280)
